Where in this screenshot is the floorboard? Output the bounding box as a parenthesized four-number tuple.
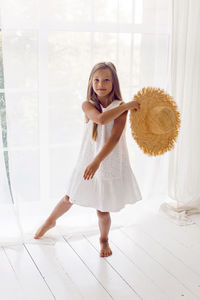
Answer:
(1, 204, 200, 300)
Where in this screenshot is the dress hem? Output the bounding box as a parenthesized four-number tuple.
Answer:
(68, 196, 143, 212)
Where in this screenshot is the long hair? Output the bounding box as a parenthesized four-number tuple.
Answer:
(85, 62, 122, 141)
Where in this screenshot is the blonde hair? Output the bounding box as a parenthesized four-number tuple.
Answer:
(85, 62, 122, 141)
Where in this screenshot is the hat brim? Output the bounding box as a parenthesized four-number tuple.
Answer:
(129, 87, 181, 156)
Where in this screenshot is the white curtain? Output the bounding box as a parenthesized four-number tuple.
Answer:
(0, 0, 172, 246)
(159, 0, 200, 225)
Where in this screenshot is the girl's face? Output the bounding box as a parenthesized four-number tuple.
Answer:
(92, 68, 113, 99)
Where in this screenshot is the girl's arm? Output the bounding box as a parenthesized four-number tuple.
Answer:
(100, 102, 129, 124)
(94, 109, 128, 164)
(83, 109, 128, 180)
(82, 101, 138, 125)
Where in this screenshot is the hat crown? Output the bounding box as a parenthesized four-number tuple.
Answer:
(130, 87, 181, 156)
(147, 106, 176, 135)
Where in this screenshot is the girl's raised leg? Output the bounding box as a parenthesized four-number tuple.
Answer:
(34, 195, 73, 239)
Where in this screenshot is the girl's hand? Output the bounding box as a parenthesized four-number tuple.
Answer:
(126, 100, 141, 111)
(83, 159, 101, 180)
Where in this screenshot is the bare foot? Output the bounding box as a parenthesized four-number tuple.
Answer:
(99, 238, 112, 257)
(34, 219, 56, 239)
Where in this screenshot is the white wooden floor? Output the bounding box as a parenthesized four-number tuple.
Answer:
(1, 205, 200, 300)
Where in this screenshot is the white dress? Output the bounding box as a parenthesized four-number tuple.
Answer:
(66, 99, 142, 212)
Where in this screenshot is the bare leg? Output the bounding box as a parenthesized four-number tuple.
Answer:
(34, 195, 73, 239)
(96, 210, 112, 257)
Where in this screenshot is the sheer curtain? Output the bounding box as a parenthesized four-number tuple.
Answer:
(0, 0, 172, 246)
(159, 0, 200, 225)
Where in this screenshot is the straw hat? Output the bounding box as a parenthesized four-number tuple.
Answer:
(129, 87, 181, 156)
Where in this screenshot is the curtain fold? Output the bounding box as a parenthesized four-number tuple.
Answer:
(159, 0, 200, 225)
(0, 0, 172, 246)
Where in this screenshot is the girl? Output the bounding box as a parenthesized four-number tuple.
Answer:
(34, 62, 142, 257)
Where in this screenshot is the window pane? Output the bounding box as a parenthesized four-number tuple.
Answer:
(6, 92, 38, 147)
(48, 32, 91, 89)
(134, 0, 143, 24)
(94, 0, 118, 22)
(2, 31, 37, 89)
(119, 0, 133, 23)
(9, 150, 40, 202)
(48, 0, 92, 24)
(93, 33, 117, 63)
(1, 0, 39, 29)
(117, 33, 132, 100)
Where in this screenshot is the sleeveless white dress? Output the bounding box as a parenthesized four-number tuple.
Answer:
(66, 100, 142, 212)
